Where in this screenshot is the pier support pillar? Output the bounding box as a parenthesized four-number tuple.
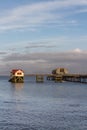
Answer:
(55, 75, 63, 82)
(9, 76, 24, 83)
(36, 75, 44, 82)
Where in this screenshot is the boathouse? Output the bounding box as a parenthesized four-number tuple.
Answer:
(9, 69, 24, 83)
(52, 68, 68, 75)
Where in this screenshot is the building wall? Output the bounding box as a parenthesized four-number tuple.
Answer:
(14, 70, 24, 77)
(52, 68, 68, 75)
(15, 70, 24, 76)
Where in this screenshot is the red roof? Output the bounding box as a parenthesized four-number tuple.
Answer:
(11, 69, 24, 74)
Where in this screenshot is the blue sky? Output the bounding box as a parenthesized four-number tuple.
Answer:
(0, 0, 87, 75)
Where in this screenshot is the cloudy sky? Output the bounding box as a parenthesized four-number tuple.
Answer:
(0, 0, 87, 75)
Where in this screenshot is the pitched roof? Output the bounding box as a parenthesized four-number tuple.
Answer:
(11, 69, 24, 74)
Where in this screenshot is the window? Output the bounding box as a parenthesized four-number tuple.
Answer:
(17, 72, 22, 75)
(60, 68, 64, 72)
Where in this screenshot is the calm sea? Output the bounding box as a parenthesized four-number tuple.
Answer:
(0, 76, 87, 130)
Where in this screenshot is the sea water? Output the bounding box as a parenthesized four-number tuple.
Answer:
(0, 76, 87, 130)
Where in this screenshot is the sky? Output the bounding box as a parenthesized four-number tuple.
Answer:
(0, 0, 87, 75)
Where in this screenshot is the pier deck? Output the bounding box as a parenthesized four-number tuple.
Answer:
(25, 73, 87, 83)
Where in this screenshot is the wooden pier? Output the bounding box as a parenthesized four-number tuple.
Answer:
(8, 68, 87, 83)
(63, 74, 87, 83)
(25, 73, 87, 83)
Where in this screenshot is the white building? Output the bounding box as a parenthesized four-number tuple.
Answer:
(52, 68, 68, 75)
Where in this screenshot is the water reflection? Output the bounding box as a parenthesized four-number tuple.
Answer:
(8, 83, 26, 112)
(1, 77, 87, 129)
(10, 83, 24, 91)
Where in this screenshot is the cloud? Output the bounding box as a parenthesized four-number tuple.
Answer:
(0, 0, 87, 32)
(5, 35, 87, 54)
(25, 44, 56, 49)
(72, 48, 82, 53)
(0, 52, 7, 55)
(1, 49, 87, 75)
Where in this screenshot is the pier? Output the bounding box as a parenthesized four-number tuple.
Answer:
(25, 73, 87, 83)
(63, 74, 87, 83)
(9, 68, 87, 83)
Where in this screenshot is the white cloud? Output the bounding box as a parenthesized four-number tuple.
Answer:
(72, 48, 82, 53)
(1, 49, 87, 75)
(0, 0, 86, 32)
(4, 35, 87, 54)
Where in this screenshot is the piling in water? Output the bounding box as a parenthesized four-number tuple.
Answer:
(9, 76, 24, 83)
(36, 75, 44, 82)
(55, 75, 63, 82)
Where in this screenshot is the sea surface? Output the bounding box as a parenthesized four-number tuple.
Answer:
(0, 76, 87, 130)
